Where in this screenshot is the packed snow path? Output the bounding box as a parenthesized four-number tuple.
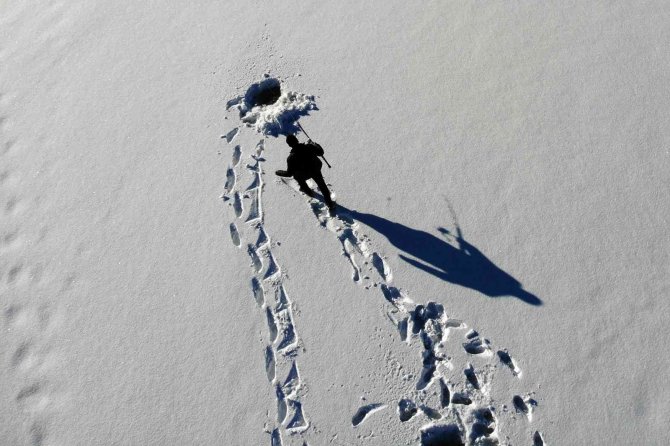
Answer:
(223, 78, 546, 445)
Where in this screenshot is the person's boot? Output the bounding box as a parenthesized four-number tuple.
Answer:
(275, 170, 292, 177)
(327, 200, 337, 217)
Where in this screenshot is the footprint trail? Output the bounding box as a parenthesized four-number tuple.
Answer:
(281, 177, 542, 444)
(220, 124, 309, 444)
(224, 77, 542, 444)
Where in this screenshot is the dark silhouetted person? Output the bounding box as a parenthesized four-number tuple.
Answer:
(276, 134, 335, 213)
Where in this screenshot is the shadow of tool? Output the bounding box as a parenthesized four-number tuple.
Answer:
(336, 204, 542, 306)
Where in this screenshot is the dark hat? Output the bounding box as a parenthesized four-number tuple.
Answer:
(286, 134, 299, 146)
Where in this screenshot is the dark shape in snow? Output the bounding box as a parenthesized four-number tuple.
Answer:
(334, 204, 542, 306)
(227, 77, 317, 137)
(244, 77, 282, 108)
(398, 398, 418, 422)
(420, 424, 465, 446)
(351, 403, 385, 427)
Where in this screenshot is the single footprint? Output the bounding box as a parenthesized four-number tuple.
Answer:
(351, 403, 386, 427)
(420, 405, 442, 420)
(274, 285, 290, 312)
(254, 139, 265, 157)
(263, 251, 280, 281)
(512, 395, 536, 421)
(30, 421, 46, 446)
(464, 364, 480, 390)
(251, 277, 265, 307)
(255, 226, 269, 249)
(229, 223, 241, 247)
(232, 145, 241, 166)
(266, 307, 278, 343)
(340, 236, 362, 282)
(497, 349, 521, 377)
(397, 317, 408, 342)
(276, 384, 287, 424)
(7, 263, 23, 285)
(264, 346, 275, 383)
(276, 312, 297, 353)
(270, 428, 282, 446)
(245, 171, 262, 191)
(463, 335, 492, 356)
(283, 362, 300, 397)
(245, 189, 262, 223)
(439, 379, 451, 408)
(371, 252, 392, 282)
(451, 393, 472, 405)
(398, 398, 418, 422)
(233, 192, 243, 218)
(469, 407, 497, 443)
(247, 245, 263, 273)
(12, 341, 35, 369)
(224, 167, 236, 194)
(15, 382, 42, 404)
(222, 127, 239, 143)
(286, 400, 308, 432)
(420, 424, 464, 446)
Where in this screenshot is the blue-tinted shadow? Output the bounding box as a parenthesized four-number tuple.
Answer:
(339, 207, 542, 306)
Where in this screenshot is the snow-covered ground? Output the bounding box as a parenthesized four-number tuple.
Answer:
(1, 1, 669, 445)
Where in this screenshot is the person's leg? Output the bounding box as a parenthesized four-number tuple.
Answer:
(294, 176, 314, 197)
(312, 172, 334, 207)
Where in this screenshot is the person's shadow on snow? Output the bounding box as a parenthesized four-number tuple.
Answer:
(335, 206, 542, 306)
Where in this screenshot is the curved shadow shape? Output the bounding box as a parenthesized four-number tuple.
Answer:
(338, 206, 542, 306)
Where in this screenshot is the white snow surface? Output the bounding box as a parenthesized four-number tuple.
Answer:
(1, 1, 669, 445)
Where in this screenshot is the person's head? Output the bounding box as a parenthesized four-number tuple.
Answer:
(286, 134, 299, 147)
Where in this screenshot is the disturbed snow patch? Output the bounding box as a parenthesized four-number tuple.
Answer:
(227, 77, 317, 137)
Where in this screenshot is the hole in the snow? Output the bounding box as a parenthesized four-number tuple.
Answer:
(245, 78, 282, 108)
(227, 76, 316, 136)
